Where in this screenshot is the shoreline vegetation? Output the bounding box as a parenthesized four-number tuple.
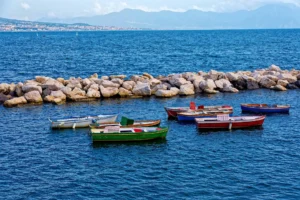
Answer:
(1, 64, 300, 108)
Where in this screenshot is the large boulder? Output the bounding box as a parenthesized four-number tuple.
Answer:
(66, 79, 82, 89)
(226, 72, 240, 82)
(132, 83, 151, 96)
(215, 79, 232, 89)
(100, 85, 119, 98)
(149, 78, 161, 87)
(101, 80, 120, 88)
(208, 70, 220, 81)
(0, 83, 10, 94)
(269, 64, 281, 72)
(271, 85, 287, 91)
(87, 88, 101, 98)
(42, 78, 65, 91)
(277, 80, 289, 87)
(151, 83, 168, 94)
(24, 91, 43, 103)
(119, 87, 132, 97)
(61, 87, 72, 97)
(22, 84, 42, 94)
(169, 78, 189, 87)
(179, 84, 195, 96)
(259, 77, 276, 88)
(35, 76, 49, 84)
(199, 79, 216, 90)
(232, 79, 247, 90)
(50, 90, 67, 100)
(193, 77, 204, 93)
(68, 88, 86, 100)
(155, 87, 179, 98)
(246, 78, 260, 90)
(277, 73, 297, 83)
(111, 78, 124, 86)
(82, 78, 92, 87)
(122, 81, 136, 91)
(4, 96, 27, 107)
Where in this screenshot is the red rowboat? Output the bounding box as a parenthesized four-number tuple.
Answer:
(165, 102, 233, 118)
(195, 115, 266, 130)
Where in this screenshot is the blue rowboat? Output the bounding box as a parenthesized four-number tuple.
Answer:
(177, 110, 233, 122)
(241, 104, 290, 114)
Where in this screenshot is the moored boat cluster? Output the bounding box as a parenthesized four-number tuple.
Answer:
(1, 64, 300, 108)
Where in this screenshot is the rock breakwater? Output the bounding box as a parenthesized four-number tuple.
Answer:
(1, 65, 300, 108)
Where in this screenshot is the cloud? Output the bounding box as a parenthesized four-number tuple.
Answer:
(21, 2, 30, 10)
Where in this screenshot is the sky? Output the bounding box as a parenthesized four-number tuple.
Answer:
(0, 0, 300, 20)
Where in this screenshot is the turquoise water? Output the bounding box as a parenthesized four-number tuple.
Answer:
(1, 30, 300, 199)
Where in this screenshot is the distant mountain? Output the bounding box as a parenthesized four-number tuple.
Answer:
(38, 3, 300, 29)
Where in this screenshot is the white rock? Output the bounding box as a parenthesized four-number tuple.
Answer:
(82, 78, 92, 87)
(87, 89, 101, 98)
(42, 78, 65, 91)
(260, 77, 277, 88)
(24, 91, 43, 103)
(101, 80, 120, 88)
(155, 87, 179, 98)
(4, 96, 27, 107)
(169, 78, 189, 87)
(122, 81, 136, 91)
(35, 76, 50, 84)
(277, 80, 289, 87)
(132, 83, 151, 96)
(50, 90, 66, 100)
(179, 84, 195, 96)
(226, 72, 240, 82)
(119, 87, 132, 97)
(22, 84, 42, 94)
(278, 73, 297, 83)
(215, 79, 232, 89)
(61, 87, 72, 97)
(89, 84, 99, 91)
(0, 83, 10, 94)
(111, 78, 124, 85)
(100, 85, 119, 98)
(246, 78, 260, 90)
(269, 64, 281, 72)
(199, 79, 216, 90)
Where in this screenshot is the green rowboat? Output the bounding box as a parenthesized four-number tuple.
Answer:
(91, 126, 168, 142)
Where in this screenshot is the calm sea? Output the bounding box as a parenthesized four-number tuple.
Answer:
(1, 30, 300, 199)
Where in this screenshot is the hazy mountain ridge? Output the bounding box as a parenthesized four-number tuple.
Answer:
(37, 3, 300, 29)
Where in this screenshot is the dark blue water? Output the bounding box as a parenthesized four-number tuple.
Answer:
(1, 30, 300, 83)
(1, 30, 300, 199)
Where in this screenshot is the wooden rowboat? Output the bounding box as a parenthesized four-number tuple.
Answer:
(50, 114, 118, 129)
(91, 126, 168, 142)
(90, 119, 161, 129)
(165, 103, 233, 118)
(241, 104, 290, 114)
(195, 115, 266, 130)
(177, 110, 233, 122)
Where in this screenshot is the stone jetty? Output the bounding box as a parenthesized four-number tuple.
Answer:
(1, 65, 300, 108)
